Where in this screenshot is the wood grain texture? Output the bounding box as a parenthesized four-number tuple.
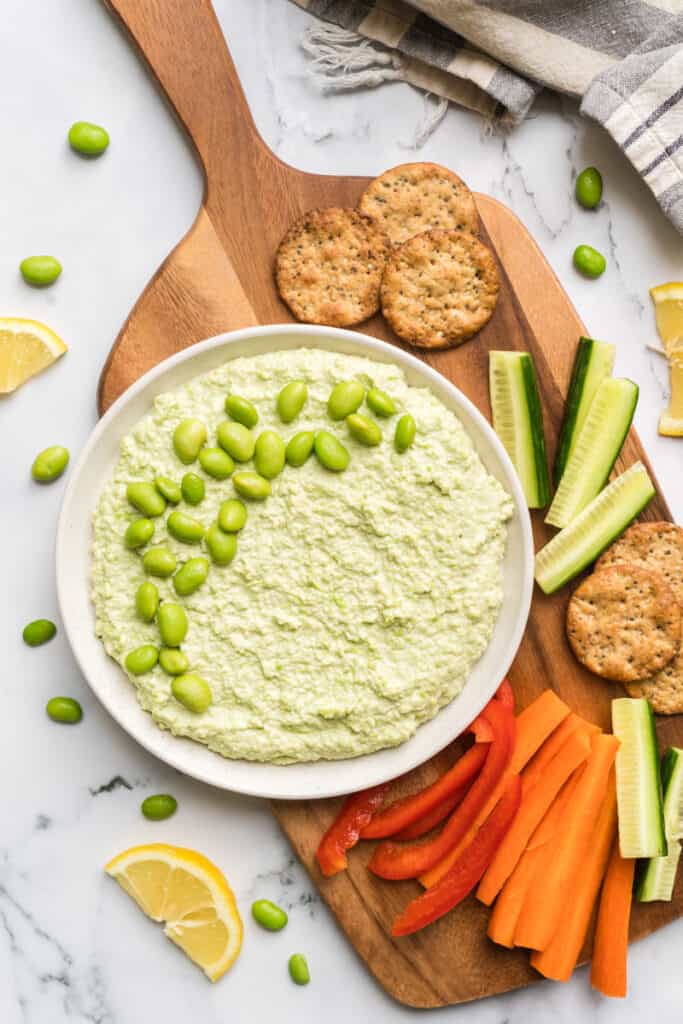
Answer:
(100, 0, 679, 1008)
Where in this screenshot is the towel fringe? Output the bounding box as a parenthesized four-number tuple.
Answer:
(301, 25, 449, 146)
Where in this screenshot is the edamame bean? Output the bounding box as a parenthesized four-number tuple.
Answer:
(328, 380, 365, 420)
(366, 387, 396, 418)
(277, 381, 308, 423)
(23, 619, 56, 646)
(285, 431, 315, 468)
(573, 244, 606, 279)
(125, 644, 159, 675)
(346, 413, 382, 447)
(158, 603, 188, 647)
(314, 431, 349, 472)
(205, 523, 238, 566)
(217, 421, 255, 462)
(172, 673, 212, 714)
(173, 557, 209, 596)
(142, 546, 177, 577)
(181, 472, 205, 506)
(173, 418, 207, 464)
(251, 899, 288, 931)
(124, 518, 154, 549)
(198, 446, 234, 480)
(68, 121, 110, 156)
(233, 471, 271, 501)
(575, 166, 603, 209)
(31, 445, 69, 483)
(135, 582, 159, 622)
(20, 255, 62, 287)
(218, 498, 247, 533)
(254, 430, 285, 479)
(394, 414, 416, 453)
(127, 482, 166, 517)
(167, 510, 205, 544)
(159, 648, 189, 676)
(46, 696, 82, 724)
(288, 954, 310, 986)
(225, 394, 259, 428)
(141, 794, 178, 821)
(155, 476, 181, 504)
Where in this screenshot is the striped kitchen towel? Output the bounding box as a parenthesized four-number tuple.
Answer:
(292, 1, 683, 235)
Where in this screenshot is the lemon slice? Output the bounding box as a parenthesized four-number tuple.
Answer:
(105, 843, 243, 981)
(650, 283, 683, 436)
(0, 317, 67, 394)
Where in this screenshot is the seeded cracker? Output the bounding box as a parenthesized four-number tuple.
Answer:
(380, 230, 499, 349)
(358, 162, 478, 245)
(274, 208, 391, 327)
(566, 564, 681, 683)
(596, 521, 683, 605)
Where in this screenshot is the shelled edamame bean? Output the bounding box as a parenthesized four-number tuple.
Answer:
(124, 518, 154, 549)
(23, 619, 57, 646)
(285, 431, 315, 468)
(167, 510, 205, 544)
(366, 387, 396, 417)
(251, 899, 288, 931)
(173, 419, 207, 464)
(346, 413, 382, 446)
(573, 244, 606, 279)
(181, 473, 205, 506)
(68, 121, 110, 156)
(288, 954, 310, 986)
(277, 381, 307, 423)
(141, 794, 177, 820)
(394, 414, 416, 452)
(155, 476, 181, 504)
(254, 430, 285, 479)
(142, 547, 177, 577)
(125, 644, 159, 675)
(327, 380, 364, 420)
(31, 446, 69, 483)
(575, 166, 603, 209)
(157, 603, 188, 647)
(127, 482, 166, 517)
(172, 673, 212, 713)
(205, 523, 238, 565)
(173, 557, 209, 596)
(135, 582, 159, 622)
(217, 421, 255, 462)
(225, 394, 259, 428)
(20, 255, 62, 287)
(46, 697, 82, 724)
(314, 431, 349, 472)
(233, 471, 271, 501)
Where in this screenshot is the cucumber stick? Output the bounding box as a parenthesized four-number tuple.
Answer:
(489, 351, 550, 509)
(637, 747, 683, 901)
(535, 462, 655, 594)
(612, 698, 667, 859)
(553, 337, 615, 486)
(545, 377, 639, 529)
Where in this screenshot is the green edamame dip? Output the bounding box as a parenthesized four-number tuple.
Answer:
(92, 349, 511, 764)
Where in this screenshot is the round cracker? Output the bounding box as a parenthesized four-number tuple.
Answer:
(358, 162, 478, 245)
(566, 564, 681, 683)
(625, 647, 683, 715)
(596, 521, 683, 605)
(380, 229, 499, 349)
(274, 208, 391, 327)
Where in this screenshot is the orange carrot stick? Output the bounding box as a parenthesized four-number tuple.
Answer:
(531, 769, 617, 981)
(487, 845, 545, 949)
(590, 837, 636, 998)
(420, 689, 570, 889)
(486, 766, 584, 948)
(478, 728, 591, 905)
(513, 734, 619, 952)
(523, 714, 601, 795)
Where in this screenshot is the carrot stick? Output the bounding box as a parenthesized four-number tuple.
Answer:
(513, 734, 619, 951)
(420, 689, 570, 888)
(487, 845, 545, 948)
(487, 766, 584, 947)
(508, 690, 571, 773)
(531, 769, 617, 981)
(478, 728, 591, 905)
(522, 714, 601, 795)
(590, 837, 636, 998)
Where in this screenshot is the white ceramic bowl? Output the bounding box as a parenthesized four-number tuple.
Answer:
(57, 325, 533, 800)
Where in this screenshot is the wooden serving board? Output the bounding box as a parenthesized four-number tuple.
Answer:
(100, 0, 681, 1009)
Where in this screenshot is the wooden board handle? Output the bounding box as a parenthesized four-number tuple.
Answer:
(105, 0, 262, 178)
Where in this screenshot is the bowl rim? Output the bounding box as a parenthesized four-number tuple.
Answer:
(57, 323, 534, 800)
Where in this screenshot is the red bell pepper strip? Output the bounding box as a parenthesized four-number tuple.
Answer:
(391, 775, 522, 936)
(495, 678, 514, 712)
(368, 699, 514, 879)
(316, 783, 390, 877)
(393, 787, 467, 840)
(360, 742, 489, 840)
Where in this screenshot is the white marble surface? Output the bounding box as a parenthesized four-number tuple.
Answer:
(1, 1, 682, 1021)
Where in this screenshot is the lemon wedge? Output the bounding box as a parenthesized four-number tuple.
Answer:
(105, 843, 243, 981)
(0, 317, 67, 394)
(650, 283, 683, 437)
